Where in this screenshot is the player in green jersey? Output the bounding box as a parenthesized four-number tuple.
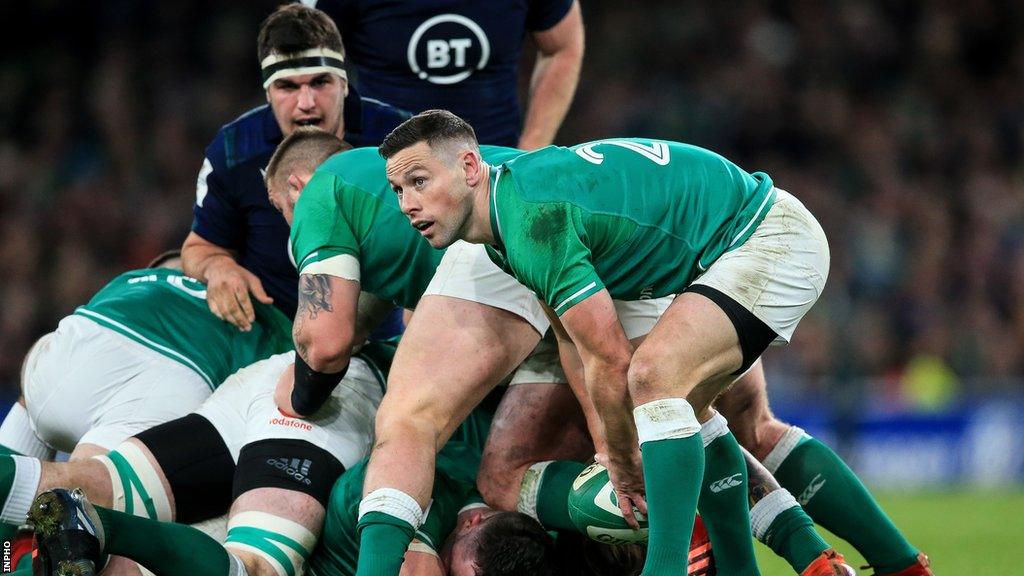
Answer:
(263, 129, 680, 576)
(377, 110, 930, 576)
(9, 251, 293, 462)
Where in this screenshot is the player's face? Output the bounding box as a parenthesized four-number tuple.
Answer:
(266, 72, 346, 138)
(440, 508, 500, 576)
(387, 141, 473, 249)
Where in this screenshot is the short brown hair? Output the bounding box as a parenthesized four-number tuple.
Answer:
(258, 4, 344, 61)
(265, 127, 350, 187)
(378, 109, 478, 160)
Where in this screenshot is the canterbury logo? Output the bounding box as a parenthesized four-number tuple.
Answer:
(709, 473, 743, 493)
(798, 474, 826, 505)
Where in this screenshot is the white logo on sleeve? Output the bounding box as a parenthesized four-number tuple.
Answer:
(196, 158, 214, 207)
(407, 14, 490, 85)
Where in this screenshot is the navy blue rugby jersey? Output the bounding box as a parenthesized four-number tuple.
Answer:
(310, 0, 574, 146)
(191, 88, 411, 319)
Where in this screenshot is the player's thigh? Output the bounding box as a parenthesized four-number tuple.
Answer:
(383, 294, 541, 443)
(629, 290, 744, 406)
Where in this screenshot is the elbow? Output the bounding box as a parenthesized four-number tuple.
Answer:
(294, 326, 354, 373)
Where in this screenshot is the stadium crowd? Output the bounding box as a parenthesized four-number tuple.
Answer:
(0, 0, 1021, 407)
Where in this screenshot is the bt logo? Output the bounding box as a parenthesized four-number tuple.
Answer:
(407, 14, 491, 85)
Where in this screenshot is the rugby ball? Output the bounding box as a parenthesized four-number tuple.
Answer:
(567, 463, 649, 545)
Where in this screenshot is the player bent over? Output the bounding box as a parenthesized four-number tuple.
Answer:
(373, 110, 927, 576)
(1, 345, 389, 576)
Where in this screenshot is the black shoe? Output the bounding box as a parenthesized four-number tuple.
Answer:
(28, 488, 104, 576)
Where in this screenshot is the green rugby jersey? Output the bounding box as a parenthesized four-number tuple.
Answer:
(290, 146, 523, 309)
(485, 139, 777, 315)
(307, 409, 493, 576)
(74, 268, 293, 389)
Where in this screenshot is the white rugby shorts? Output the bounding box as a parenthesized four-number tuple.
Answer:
(507, 297, 674, 386)
(691, 189, 830, 343)
(194, 351, 384, 470)
(22, 315, 211, 452)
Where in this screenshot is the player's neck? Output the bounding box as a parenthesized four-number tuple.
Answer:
(464, 163, 497, 246)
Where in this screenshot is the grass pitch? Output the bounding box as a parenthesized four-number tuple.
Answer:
(753, 489, 1024, 575)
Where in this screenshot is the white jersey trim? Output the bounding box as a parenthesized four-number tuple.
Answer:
(554, 281, 597, 314)
(301, 254, 361, 282)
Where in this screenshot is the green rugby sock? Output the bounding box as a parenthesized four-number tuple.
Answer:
(94, 505, 231, 576)
(770, 430, 920, 574)
(532, 460, 587, 531)
(750, 489, 829, 573)
(356, 511, 416, 576)
(640, 435, 704, 575)
(698, 418, 760, 576)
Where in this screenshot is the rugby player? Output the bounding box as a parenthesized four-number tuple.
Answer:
(308, 0, 585, 148)
(180, 4, 409, 330)
(374, 110, 932, 576)
(6, 251, 291, 461)
(2, 341, 391, 576)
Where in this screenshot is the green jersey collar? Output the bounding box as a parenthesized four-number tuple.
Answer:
(488, 164, 505, 251)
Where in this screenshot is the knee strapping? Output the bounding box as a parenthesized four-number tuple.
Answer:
(633, 398, 701, 445)
(92, 442, 171, 521)
(225, 511, 316, 576)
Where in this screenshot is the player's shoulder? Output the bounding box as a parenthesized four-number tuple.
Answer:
(205, 104, 281, 172)
(315, 148, 395, 201)
(345, 92, 413, 148)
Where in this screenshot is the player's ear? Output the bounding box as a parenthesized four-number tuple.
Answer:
(462, 150, 484, 186)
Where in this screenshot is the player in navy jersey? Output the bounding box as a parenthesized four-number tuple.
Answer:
(181, 4, 410, 328)
(306, 0, 584, 148)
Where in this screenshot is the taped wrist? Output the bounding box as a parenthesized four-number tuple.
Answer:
(291, 353, 347, 416)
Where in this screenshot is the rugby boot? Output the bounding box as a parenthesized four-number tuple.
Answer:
(801, 548, 856, 576)
(27, 488, 104, 576)
(869, 553, 934, 576)
(688, 514, 715, 575)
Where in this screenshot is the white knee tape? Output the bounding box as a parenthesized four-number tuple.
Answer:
(358, 487, 426, 528)
(762, 426, 809, 474)
(749, 488, 799, 541)
(225, 511, 316, 576)
(93, 441, 172, 521)
(700, 412, 730, 449)
(633, 398, 701, 445)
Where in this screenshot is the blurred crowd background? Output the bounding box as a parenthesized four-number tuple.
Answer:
(0, 2, 1021, 434)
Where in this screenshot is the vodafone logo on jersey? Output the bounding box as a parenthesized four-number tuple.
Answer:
(407, 14, 490, 85)
(270, 415, 313, 432)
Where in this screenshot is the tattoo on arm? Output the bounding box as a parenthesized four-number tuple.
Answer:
(743, 447, 781, 507)
(297, 274, 334, 320)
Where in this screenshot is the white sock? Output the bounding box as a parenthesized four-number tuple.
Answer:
(749, 488, 799, 542)
(0, 403, 54, 460)
(1, 455, 42, 525)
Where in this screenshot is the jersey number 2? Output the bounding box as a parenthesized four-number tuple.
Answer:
(573, 140, 671, 166)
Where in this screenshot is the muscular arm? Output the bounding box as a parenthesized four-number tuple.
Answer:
(181, 231, 273, 331)
(517, 0, 585, 150)
(292, 273, 360, 371)
(559, 291, 648, 526)
(542, 303, 608, 455)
